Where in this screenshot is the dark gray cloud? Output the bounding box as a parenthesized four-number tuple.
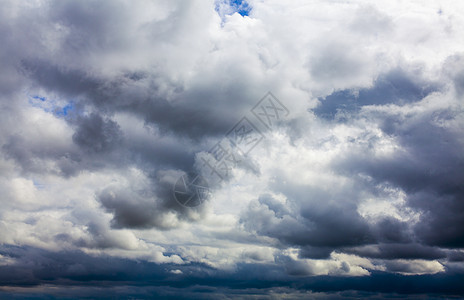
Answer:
(241, 185, 373, 249)
(97, 170, 208, 230)
(72, 113, 122, 153)
(1, 245, 464, 299)
(21, 57, 255, 142)
(370, 217, 411, 244)
(237, 57, 464, 271)
(330, 104, 464, 248)
(344, 243, 446, 260)
(314, 68, 442, 120)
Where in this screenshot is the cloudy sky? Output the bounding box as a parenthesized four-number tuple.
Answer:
(1, 0, 464, 298)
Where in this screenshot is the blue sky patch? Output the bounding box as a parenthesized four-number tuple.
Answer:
(215, 0, 251, 19)
(32, 95, 46, 102)
(54, 103, 74, 117)
(27, 93, 75, 118)
(230, 0, 251, 17)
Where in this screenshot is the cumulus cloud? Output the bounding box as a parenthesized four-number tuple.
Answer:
(1, 0, 464, 298)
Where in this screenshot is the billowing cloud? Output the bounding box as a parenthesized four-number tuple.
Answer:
(1, 0, 464, 298)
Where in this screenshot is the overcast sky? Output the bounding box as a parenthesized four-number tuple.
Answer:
(1, 0, 464, 298)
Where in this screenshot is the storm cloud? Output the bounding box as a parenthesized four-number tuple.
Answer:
(1, 0, 464, 298)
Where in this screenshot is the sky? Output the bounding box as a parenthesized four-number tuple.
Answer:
(0, 0, 464, 298)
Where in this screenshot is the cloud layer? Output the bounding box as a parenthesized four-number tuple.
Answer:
(1, 0, 464, 298)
